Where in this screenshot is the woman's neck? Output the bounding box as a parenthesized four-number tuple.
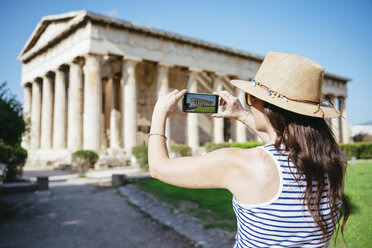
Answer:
(266, 126, 277, 143)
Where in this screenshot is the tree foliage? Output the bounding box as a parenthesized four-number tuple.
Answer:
(0, 82, 26, 145)
(353, 133, 372, 142)
(0, 140, 27, 181)
(0, 82, 27, 182)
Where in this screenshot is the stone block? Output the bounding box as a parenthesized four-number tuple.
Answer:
(0, 182, 38, 195)
(37, 176, 49, 191)
(112, 174, 127, 187)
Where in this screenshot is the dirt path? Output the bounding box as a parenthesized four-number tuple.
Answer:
(0, 178, 195, 248)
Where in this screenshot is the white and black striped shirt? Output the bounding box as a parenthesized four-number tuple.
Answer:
(232, 142, 340, 248)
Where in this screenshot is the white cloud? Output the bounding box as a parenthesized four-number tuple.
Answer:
(147, 18, 162, 29)
(106, 8, 120, 18)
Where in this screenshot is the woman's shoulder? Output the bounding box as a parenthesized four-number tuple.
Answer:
(212, 146, 265, 160)
(218, 146, 281, 204)
(214, 146, 276, 173)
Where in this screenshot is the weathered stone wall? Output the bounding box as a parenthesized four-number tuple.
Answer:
(169, 67, 188, 144)
(323, 77, 348, 98)
(90, 23, 262, 79)
(21, 22, 91, 84)
(136, 61, 158, 145)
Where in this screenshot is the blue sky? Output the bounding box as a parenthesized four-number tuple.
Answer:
(0, 0, 371, 125)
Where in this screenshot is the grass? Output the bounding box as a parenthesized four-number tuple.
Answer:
(192, 106, 216, 113)
(137, 161, 372, 247)
(331, 161, 372, 247)
(137, 179, 236, 231)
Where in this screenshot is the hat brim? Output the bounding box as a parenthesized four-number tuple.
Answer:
(230, 80, 340, 119)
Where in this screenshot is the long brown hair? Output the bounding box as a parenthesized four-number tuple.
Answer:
(263, 102, 350, 244)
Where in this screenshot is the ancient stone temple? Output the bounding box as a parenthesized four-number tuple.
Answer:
(18, 10, 351, 166)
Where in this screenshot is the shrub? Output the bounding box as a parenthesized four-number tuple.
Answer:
(339, 143, 359, 160)
(339, 142, 372, 160)
(72, 150, 99, 175)
(204, 142, 231, 153)
(0, 140, 27, 182)
(170, 144, 192, 157)
(357, 142, 372, 159)
(132, 145, 148, 171)
(231, 140, 264, 149)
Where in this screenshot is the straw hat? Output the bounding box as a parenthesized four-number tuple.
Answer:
(231, 52, 342, 119)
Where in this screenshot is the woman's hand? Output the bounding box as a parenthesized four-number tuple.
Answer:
(212, 91, 247, 122)
(152, 89, 188, 119)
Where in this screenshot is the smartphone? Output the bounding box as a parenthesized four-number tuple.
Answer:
(182, 93, 219, 113)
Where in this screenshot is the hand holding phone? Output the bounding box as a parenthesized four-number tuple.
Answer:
(182, 93, 219, 114)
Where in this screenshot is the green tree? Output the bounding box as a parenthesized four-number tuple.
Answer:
(0, 81, 27, 182)
(0, 82, 26, 145)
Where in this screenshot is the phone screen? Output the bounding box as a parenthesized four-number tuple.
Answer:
(182, 93, 219, 113)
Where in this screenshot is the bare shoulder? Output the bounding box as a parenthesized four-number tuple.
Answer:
(222, 147, 280, 205)
(207, 147, 261, 166)
(218, 146, 274, 166)
(249, 148, 276, 179)
(210, 146, 262, 159)
(212, 147, 277, 178)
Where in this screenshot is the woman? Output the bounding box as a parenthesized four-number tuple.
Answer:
(148, 52, 350, 247)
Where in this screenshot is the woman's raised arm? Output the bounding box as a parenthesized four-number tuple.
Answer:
(147, 89, 260, 190)
(212, 91, 269, 142)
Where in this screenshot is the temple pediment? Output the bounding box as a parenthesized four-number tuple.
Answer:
(18, 10, 87, 61)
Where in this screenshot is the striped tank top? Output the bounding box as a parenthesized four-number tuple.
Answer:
(232, 142, 340, 248)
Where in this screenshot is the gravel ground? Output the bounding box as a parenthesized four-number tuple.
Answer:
(0, 178, 195, 248)
(119, 184, 236, 248)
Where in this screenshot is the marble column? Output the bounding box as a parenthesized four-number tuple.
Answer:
(212, 76, 224, 143)
(30, 79, 42, 149)
(187, 69, 200, 149)
(41, 73, 54, 149)
(236, 88, 247, 143)
(157, 64, 171, 147)
(120, 65, 125, 149)
(122, 58, 140, 152)
(23, 83, 32, 122)
(104, 77, 114, 148)
(110, 108, 121, 149)
(22, 83, 32, 149)
(109, 77, 121, 149)
(68, 57, 84, 151)
(339, 97, 350, 143)
(324, 95, 331, 127)
(328, 95, 340, 143)
(83, 54, 102, 151)
(53, 65, 68, 149)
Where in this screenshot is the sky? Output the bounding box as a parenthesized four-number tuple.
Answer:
(0, 0, 371, 125)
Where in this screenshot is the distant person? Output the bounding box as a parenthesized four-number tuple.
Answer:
(148, 52, 350, 247)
